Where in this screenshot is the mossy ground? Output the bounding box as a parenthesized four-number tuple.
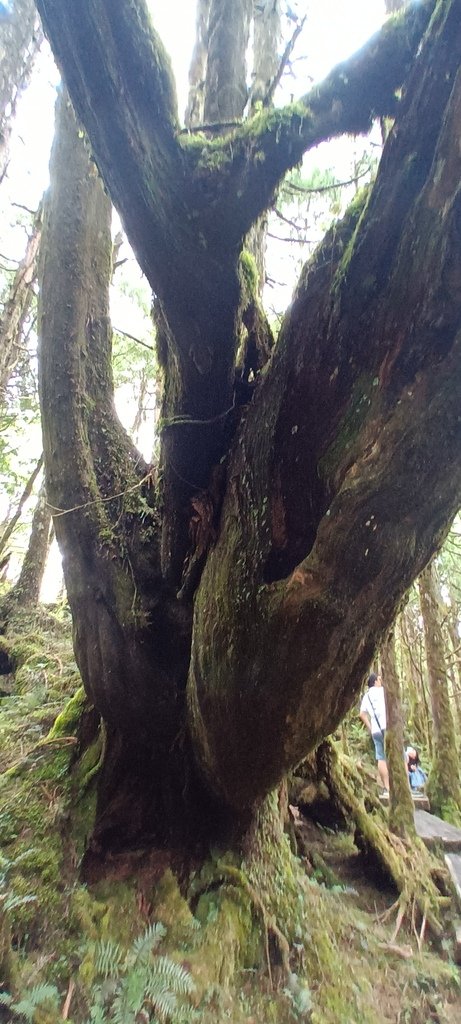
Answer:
(1, 603, 461, 1023)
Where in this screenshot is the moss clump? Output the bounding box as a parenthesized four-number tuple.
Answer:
(46, 686, 87, 740)
(151, 868, 198, 946)
(238, 249, 259, 305)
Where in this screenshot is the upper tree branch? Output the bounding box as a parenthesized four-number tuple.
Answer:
(185, 0, 436, 243)
(35, 0, 187, 300)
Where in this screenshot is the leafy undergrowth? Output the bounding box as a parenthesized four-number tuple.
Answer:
(1, 604, 461, 1023)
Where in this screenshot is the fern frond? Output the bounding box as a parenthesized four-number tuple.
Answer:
(0, 992, 13, 1007)
(84, 1006, 107, 1024)
(85, 1004, 107, 1024)
(121, 965, 150, 1015)
(11, 983, 59, 1022)
(148, 987, 177, 1022)
(131, 921, 166, 962)
(111, 991, 137, 1024)
(93, 939, 124, 979)
(149, 956, 195, 995)
(4, 893, 37, 912)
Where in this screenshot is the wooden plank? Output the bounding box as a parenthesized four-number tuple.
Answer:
(455, 924, 461, 966)
(378, 792, 430, 811)
(444, 854, 461, 905)
(411, 793, 430, 811)
(414, 810, 461, 851)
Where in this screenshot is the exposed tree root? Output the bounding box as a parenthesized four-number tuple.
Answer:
(315, 742, 449, 939)
(190, 858, 291, 989)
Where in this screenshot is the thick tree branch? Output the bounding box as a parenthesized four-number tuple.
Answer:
(184, 0, 435, 242)
(188, 0, 461, 808)
(35, 0, 188, 302)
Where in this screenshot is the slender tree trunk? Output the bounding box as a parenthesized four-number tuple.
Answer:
(419, 562, 461, 822)
(382, 631, 415, 839)
(203, 0, 252, 122)
(251, 0, 282, 107)
(129, 366, 149, 445)
(399, 605, 428, 752)
(0, 0, 43, 182)
(246, 1, 282, 287)
(185, 0, 211, 128)
(10, 478, 52, 606)
(0, 203, 41, 403)
(0, 454, 43, 558)
(445, 591, 461, 736)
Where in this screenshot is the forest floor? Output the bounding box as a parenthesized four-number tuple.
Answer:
(1, 600, 461, 1024)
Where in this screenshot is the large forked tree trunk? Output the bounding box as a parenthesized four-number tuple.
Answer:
(36, 0, 461, 857)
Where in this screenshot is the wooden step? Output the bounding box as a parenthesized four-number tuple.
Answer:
(379, 792, 430, 811)
(414, 810, 461, 852)
(454, 922, 461, 965)
(444, 853, 461, 904)
(411, 793, 431, 811)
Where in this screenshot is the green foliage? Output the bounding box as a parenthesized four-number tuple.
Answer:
(0, 983, 60, 1021)
(84, 924, 195, 1024)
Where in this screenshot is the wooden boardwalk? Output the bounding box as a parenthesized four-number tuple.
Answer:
(379, 792, 430, 811)
(414, 809, 461, 852)
(445, 853, 461, 900)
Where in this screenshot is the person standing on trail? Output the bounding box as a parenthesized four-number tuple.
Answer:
(359, 672, 390, 796)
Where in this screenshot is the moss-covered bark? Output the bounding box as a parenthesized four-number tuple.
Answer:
(188, 6, 461, 809)
(38, 91, 200, 852)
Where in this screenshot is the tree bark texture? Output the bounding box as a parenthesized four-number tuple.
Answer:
(38, 92, 214, 851)
(35, 0, 461, 849)
(382, 632, 415, 839)
(0, 0, 42, 182)
(419, 562, 461, 821)
(0, 204, 41, 402)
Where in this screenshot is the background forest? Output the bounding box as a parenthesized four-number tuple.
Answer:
(1, 1, 461, 1022)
